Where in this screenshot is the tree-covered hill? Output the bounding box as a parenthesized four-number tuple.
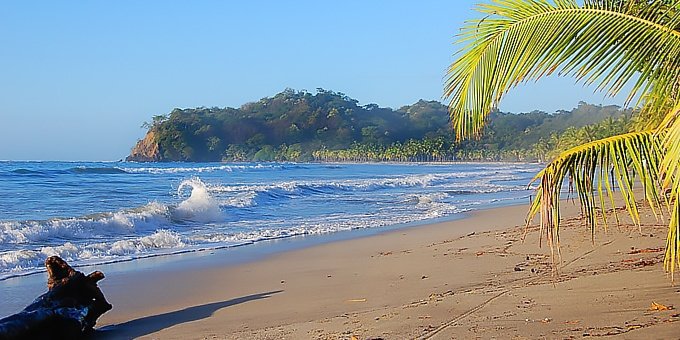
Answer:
(127, 89, 631, 162)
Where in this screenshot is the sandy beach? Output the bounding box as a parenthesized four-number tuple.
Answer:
(87, 202, 680, 339)
(6, 0, 680, 339)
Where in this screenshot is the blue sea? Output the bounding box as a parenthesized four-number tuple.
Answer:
(0, 161, 541, 280)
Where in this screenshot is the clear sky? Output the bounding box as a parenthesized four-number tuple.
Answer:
(1, 1, 628, 161)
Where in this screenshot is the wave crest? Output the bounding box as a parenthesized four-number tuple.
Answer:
(174, 178, 223, 222)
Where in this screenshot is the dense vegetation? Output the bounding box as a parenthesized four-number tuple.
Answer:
(134, 88, 631, 162)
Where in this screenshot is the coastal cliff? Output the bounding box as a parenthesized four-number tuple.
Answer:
(126, 130, 161, 162)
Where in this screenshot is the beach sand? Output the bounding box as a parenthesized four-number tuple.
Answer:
(93, 202, 680, 339)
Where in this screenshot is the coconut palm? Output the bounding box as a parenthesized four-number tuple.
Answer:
(445, 0, 680, 277)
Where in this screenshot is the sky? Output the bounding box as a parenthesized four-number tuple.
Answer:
(1, 1, 630, 161)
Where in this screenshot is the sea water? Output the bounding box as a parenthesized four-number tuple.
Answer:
(0, 161, 541, 281)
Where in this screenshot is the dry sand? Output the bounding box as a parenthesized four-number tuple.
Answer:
(95, 203, 680, 339)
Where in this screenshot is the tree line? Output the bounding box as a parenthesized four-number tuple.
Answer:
(132, 88, 631, 162)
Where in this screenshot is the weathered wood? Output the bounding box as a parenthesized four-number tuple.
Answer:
(0, 256, 112, 339)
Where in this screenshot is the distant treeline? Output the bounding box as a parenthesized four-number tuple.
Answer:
(132, 88, 631, 162)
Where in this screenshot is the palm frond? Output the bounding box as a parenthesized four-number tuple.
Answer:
(445, 0, 680, 140)
(661, 104, 680, 275)
(526, 129, 666, 262)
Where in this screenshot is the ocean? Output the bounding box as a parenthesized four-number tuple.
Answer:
(0, 161, 541, 281)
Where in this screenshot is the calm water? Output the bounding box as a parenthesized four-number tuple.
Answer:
(0, 161, 540, 280)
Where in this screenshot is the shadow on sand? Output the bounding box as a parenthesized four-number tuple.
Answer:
(93, 290, 283, 339)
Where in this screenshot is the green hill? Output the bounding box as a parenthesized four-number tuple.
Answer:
(127, 89, 631, 162)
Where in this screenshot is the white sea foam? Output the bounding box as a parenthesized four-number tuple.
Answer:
(208, 171, 525, 197)
(209, 173, 456, 195)
(0, 178, 225, 277)
(108, 230, 185, 255)
(221, 191, 257, 208)
(174, 178, 223, 222)
(122, 163, 281, 174)
(190, 206, 468, 246)
(0, 193, 466, 279)
(0, 163, 540, 280)
(413, 192, 448, 205)
(0, 230, 188, 278)
(0, 202, 171, 244)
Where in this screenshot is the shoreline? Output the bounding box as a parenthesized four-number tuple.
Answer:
(4, 201, 679, 338)
(0, 206, 474, 283)
(94, 200, 678, 339)
(0, 161, 540, 288)
(0, 202, 486, 317)
(92, 203, 542, 336)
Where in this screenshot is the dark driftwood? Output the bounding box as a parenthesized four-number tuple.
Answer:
(0, 256, 112, 339)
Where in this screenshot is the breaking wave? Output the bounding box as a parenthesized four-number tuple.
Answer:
(174, 178, 223, 222)
(0, 162, 539, 280)
(0, 178, 228, 279)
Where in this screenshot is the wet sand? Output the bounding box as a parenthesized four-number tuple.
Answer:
(91, 201, 680, 339)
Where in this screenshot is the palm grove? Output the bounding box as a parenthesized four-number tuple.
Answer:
(445, 0, 680, 277)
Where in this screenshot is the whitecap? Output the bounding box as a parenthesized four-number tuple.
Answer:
(173, 178, 223, 222)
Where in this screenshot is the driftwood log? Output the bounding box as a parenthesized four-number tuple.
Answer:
(0, 256, 112, 339)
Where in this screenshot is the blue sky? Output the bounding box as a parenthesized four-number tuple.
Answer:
(1, 1, 628, 161)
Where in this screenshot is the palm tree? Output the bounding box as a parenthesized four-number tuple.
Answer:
(445, 0, 680, 277)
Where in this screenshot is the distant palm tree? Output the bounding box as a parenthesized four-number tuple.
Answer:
(445, 0, 680, 277)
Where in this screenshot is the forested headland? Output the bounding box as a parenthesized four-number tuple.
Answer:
(127, 88, 631, 162)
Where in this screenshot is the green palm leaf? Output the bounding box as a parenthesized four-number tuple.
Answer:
(661, 105, 680, 275)
(445, 0, 680, 139)
(526, 129, 666, 260)
(447, 0, 680, 279)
